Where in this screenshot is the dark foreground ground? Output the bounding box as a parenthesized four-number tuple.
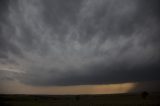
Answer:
(0, 93, 160, 106)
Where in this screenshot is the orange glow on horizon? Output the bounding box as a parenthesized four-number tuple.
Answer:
(0, 80, 137, 95)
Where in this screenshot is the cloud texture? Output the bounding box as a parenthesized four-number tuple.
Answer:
(0, 0, 160, 86)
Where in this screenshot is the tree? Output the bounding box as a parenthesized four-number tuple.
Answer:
(141, 91, 149, 99)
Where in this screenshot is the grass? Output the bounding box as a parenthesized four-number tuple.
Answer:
(0, 93, 160, 106)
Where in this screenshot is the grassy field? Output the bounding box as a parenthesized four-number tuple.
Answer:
(0, 93, 160, 106)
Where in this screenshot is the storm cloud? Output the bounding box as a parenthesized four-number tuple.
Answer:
(0, 0, 160, 86)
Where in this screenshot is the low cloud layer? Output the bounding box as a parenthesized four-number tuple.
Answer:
(0, 0, 160, 86)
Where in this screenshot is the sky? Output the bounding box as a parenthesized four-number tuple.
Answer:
(0, 0, 160, 94)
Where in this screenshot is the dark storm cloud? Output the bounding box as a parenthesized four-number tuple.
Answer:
(0, 0, 10, 58)
(0, 0, 160, 86)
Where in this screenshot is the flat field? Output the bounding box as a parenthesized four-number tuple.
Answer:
(0, 93, 160, 106)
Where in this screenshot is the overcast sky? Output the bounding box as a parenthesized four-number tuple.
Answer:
(0, 0, 160, 94)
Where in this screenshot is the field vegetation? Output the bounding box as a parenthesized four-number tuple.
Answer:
(0, 93, 160, 106)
